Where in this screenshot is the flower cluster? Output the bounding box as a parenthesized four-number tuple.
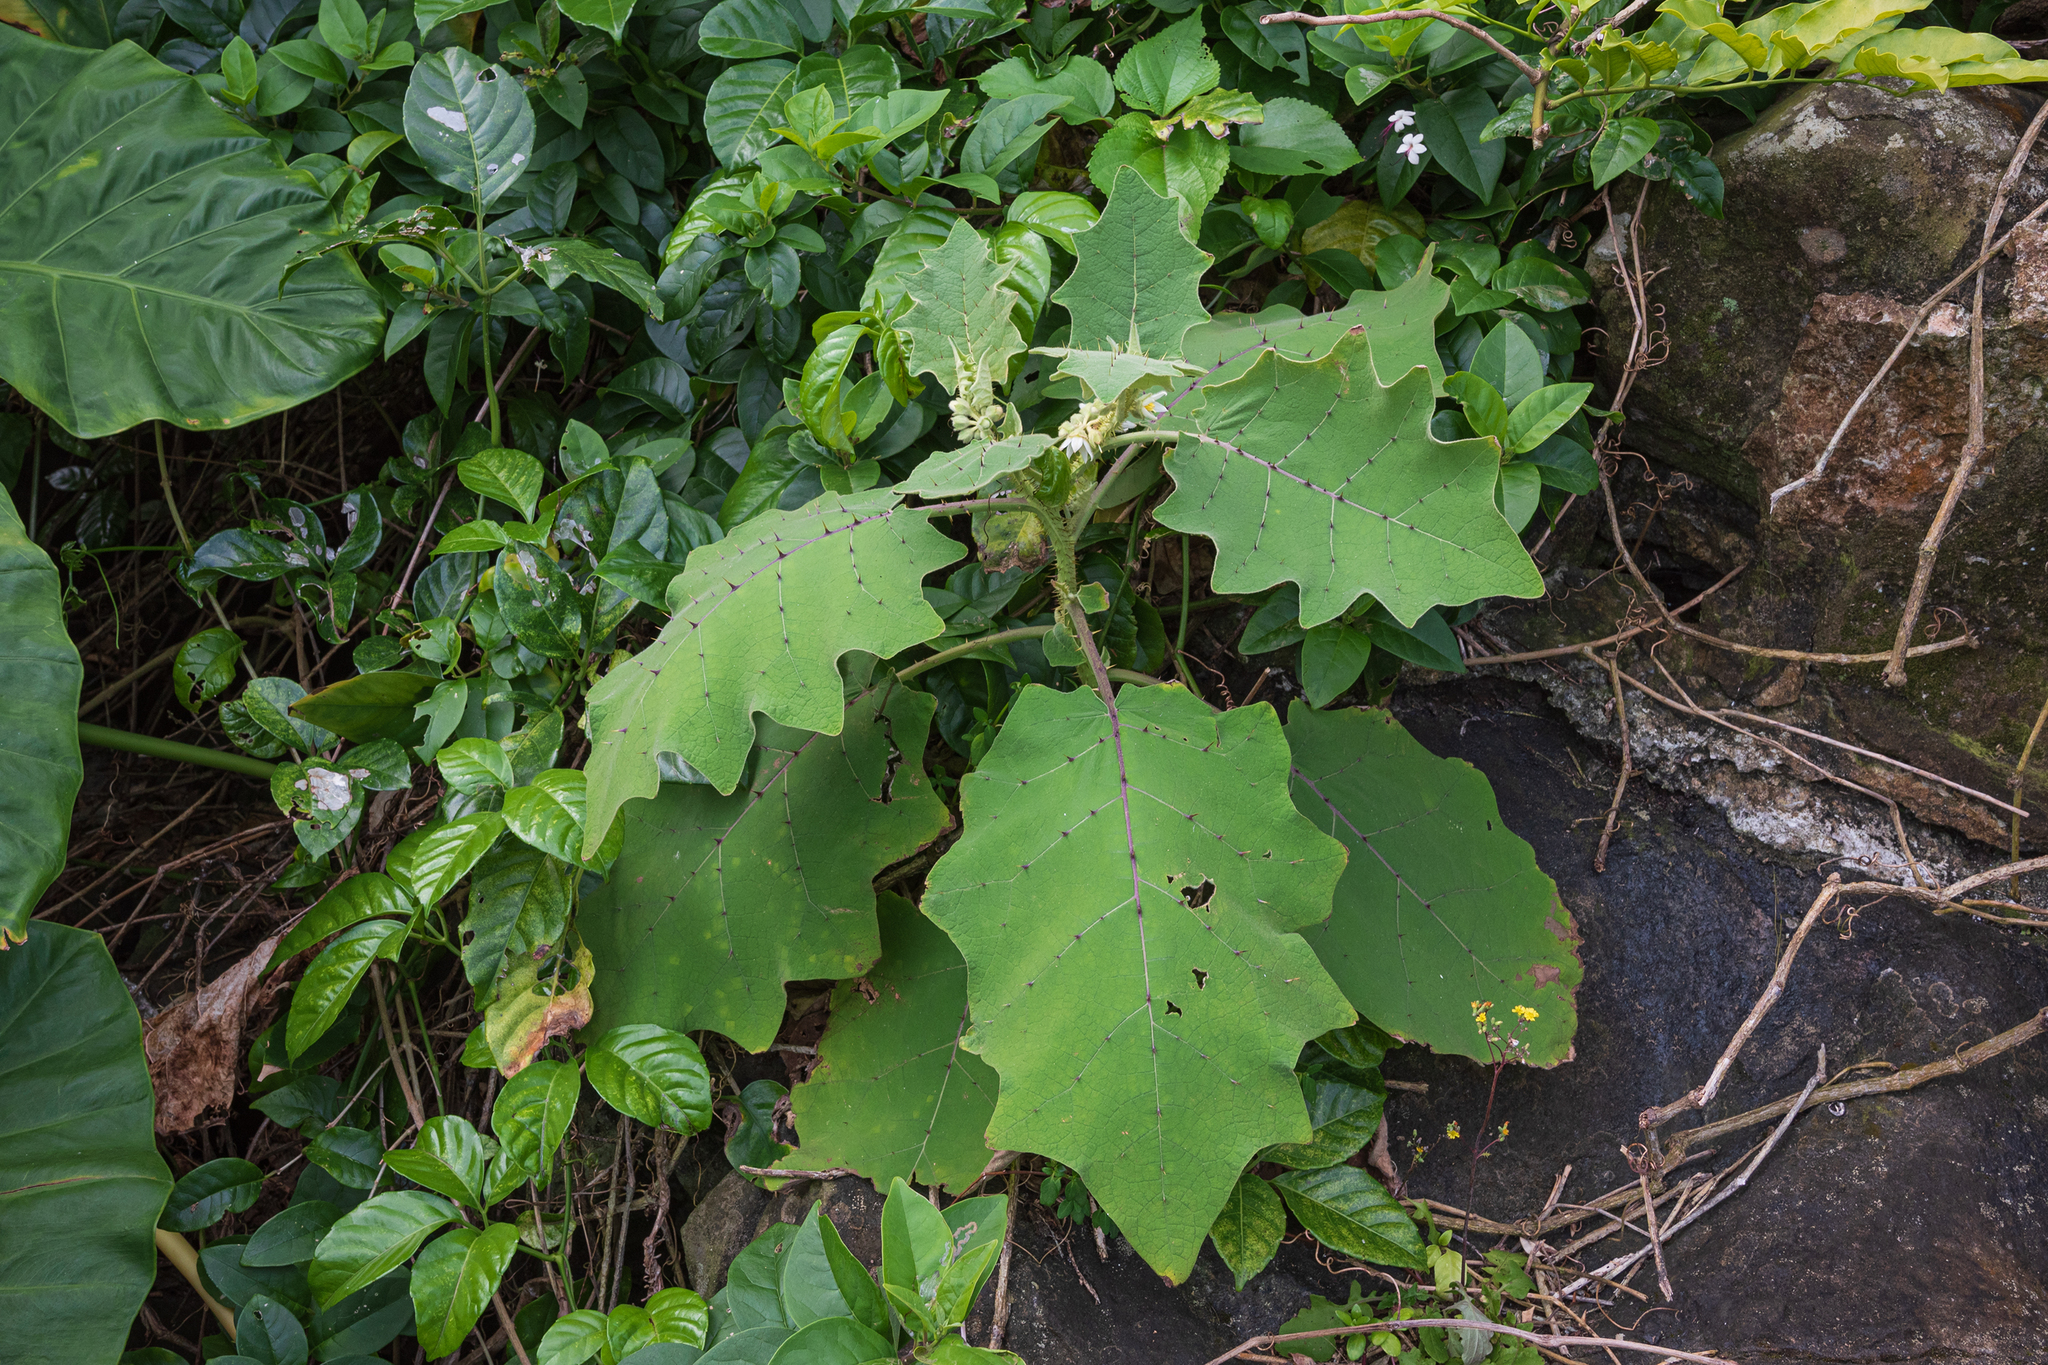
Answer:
(1388, 109, 1427, 165)
(948, 345, 1004, 442)
(1056, 399, 1116, 457)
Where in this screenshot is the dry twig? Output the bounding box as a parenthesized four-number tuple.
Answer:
(1639, 878, 1840, 1130)
(1881, 98, 2048, 685)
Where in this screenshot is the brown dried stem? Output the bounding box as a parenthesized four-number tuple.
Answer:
(2011, 688, 2048, 894)
(1563, 1048, 1829, 1299)
(1639, 876, 1840, 1130)
(1661, 1008, 2048, 1166)
(1202, 1317, 1731, 1365)
(1259, 10, 1542, 83)
(1594, 650, 1633, 873)
(1882, 97, 2048, 685)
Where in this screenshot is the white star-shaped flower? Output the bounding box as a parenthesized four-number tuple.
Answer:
(1397, 132, 1427, 165)
(1388, 108, 1417, 131)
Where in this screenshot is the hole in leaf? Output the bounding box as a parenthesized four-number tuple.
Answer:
(1191, 967, 1208, 989)
(1164, 1000, 1183, 1016)
(1180, 877, 1214, 909)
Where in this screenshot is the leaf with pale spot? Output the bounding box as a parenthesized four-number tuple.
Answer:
(581, 685, 950, 1052)
(1287, 708, 1580, 1066)
(923, 682, 1352, 1283)
(1156, 330, 1540, 629)
(581, 491, 958, 851)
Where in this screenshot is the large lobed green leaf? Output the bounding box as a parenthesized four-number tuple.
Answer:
(582, 684, 950, 1052)
(1051, 166, 1213, 357)
(896, 219, 1024, 386)
(580, 491, 957, 851)
(0, 924, 174, 1365)
(780, 893, 1000, 1193)
(0, 31, 383, 437)
(923, 682, 1352, 1282)
(0, 488, 81, 942)
(1288, 708, 1581, 1066)
(1157, 330, 1541, 629)
(1178, 256, 1449, 395)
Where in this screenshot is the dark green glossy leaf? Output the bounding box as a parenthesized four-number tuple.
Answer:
(292, 670, 438, 743)
(387, 815, 505, 910)
(245, 1202, 344, 1267)
(287, 920, 408, 1057)
(585, 1025, 715, 1132)
(306, 1126, 383, 1189)
(1271, 1166, 1424, 1269)
(411, 1223, 520, 1358)
(311, 1191, 458, 1308)
(384, 1116, 490, 1211)
(270, 873, 415, 968)
(161, 1157, 267, 1232)
(402, 47, 534, 209)
(491, 1059, 578, 1183)
(494, 546, 583, 658)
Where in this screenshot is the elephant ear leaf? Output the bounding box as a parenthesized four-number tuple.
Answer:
(0, 924, 175, 1365)
(0, 29, 384, 438)
(0, 489, 81, 943)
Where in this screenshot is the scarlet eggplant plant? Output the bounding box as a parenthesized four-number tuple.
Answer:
(6, 0, 2044, 1356)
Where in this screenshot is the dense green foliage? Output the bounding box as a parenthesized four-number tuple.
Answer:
(4, 0, 2044, 1355)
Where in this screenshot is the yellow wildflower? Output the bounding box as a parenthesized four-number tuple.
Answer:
(1512, 1005, 1540, 1022)
(1445, 1121, 1461, 1140)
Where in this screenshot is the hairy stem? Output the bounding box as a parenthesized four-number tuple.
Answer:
(895, 625, 1055, 683)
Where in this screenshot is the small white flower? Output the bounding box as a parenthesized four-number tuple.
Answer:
(1388, 109, 1417, 131)
(1397, 133, 1428, 165)
(1060, 434, 1093, 457)
(1137, 392, 1170, 423)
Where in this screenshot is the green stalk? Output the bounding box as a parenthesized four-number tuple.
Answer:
(155, 422, 259, 681)
(895, 625, 1055, 683)
(77, 723, 277, 778)
(1173, 533, 1200, 691)
(475, 193, 502, 447)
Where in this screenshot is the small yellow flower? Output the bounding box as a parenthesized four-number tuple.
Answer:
(1512, 1005, 1540, 1022)
(1498, 1122, 1510, 1139)
(1445, 1121, 1461, 1140)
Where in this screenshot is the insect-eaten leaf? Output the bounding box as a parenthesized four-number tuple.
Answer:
(582, 684, 950, 1052)
(923, 682, 1353, 1283)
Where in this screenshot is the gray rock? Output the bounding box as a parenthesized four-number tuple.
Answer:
(679, 1171, 767, 1299)
(1553, 80, 2048, 852)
